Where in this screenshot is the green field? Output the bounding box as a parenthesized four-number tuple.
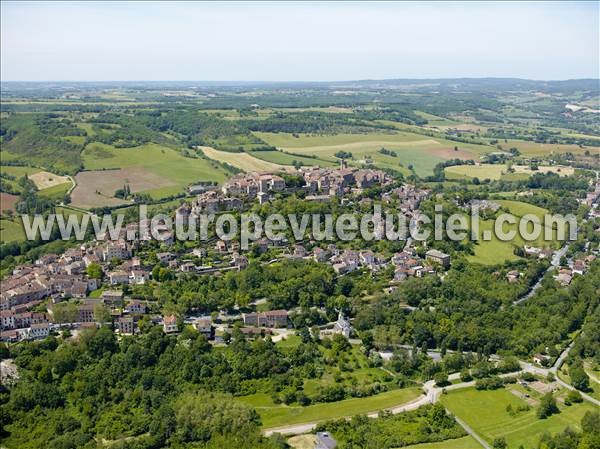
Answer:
(81, 142, 229, 199)
(241, 387, 422, 429)
(254, 131, 491, 176)
(445, 164, 575, 181)
(468, 200, 565, 265)
(441, 387, 596, 448)
(249, 150, 336, 167)
(404, 436, 481, 449)
(0, 218, 26, 243)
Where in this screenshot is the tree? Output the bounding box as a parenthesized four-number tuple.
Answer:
(537, 393, 559, 419)
(434, 371, 450, 387)
(86, 262, 103, 279)
(569, 363, 590, 392)
(492, 437, 507, 449)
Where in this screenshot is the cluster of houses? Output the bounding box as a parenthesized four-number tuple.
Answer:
(303, 165, 390, 199)
(222, 172, 286, 204)
(392, 248, 450, 281)
(554, 254, 597, 286)
(382, 184, 430, 214)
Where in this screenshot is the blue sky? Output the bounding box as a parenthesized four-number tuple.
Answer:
(1, 1, 598, 81)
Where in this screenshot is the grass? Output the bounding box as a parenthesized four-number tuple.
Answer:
(254, 131, 491, 176)
(81, 142, 229, 199)
(241, 387, 422, 429)
(199, 146, 289, 172)
(0, 218, 26, 243)
(445, 164, 575, 181)
(403, 436, 481, 449)
(468, 200, 565, 265)
(441, 387, 596, 449)
(249, 149, 336, 167)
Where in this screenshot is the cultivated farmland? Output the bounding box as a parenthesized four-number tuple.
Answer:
(199, 146, 291, 172)
(254, 131, 491, 176)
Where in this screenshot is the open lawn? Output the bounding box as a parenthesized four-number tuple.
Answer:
(441, 387, 596, 449)
(199, 146, 290, 172)
(254, 131, 491, 176)
(241, 387, 422, 429)
(403, 436, 481, 449)
(77, 142, 229, 207)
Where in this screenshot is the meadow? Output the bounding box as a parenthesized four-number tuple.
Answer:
(445, 164, 575, 181)
(241, 387, 422, 429)
(440, 386, 596, 448)
(199, 146, 289, 172)
(467, 200, 564, 265)
(73, 142, 229, 208)
(254, 131, 491, 176)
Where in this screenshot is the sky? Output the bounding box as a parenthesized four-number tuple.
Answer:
(1, 1, 598, 81)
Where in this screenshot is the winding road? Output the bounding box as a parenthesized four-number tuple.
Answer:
(263, 334, 599, 447)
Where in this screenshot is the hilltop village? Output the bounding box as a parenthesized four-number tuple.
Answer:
(2, 163, 599, 344)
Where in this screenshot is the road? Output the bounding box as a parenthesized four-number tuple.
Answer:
(263, 336, 599, 444)
(513, 243, 569, 305)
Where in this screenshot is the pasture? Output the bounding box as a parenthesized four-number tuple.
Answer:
(254, 131, 491, 176)
(249, 149, 337, 168)
(77, 142, 229, 207)
(71, 168, 175, 209)
(441, 386, 596, 449)
(445, 164, 575, 181)
(0, 218, 25, 243)
(241, 387, 422, 429)
(199, 146, 289, 172)
(468, 200, 565, 265)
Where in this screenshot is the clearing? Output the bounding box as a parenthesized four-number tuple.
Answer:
(441, 386, 596, 448)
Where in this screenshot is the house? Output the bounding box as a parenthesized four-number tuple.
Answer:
(108, 270, 130, 285)
(129, 270, 150, 285)
(70, 281, 88, 298)
(163, 315, 178, 334)
(116, 316, 135, 335)
(78, 304, 95, 323)
(180, 262, 196, 273)
(101, 290, 124, 307)
(243, 310, 288, 328)
(28, 322, 50, 339)
(124, 300, 147, 315)
(193, 318, 214, 339)
(293, 245, 307, 258)
(425, 249, 450, 269)
(506, 270, 521, 283)
(313, 247, 328, 262)
(316, 432, 338, 449)
(215, 240, 228, 253)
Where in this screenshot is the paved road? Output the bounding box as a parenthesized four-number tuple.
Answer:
(513, 244, 569, 305)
